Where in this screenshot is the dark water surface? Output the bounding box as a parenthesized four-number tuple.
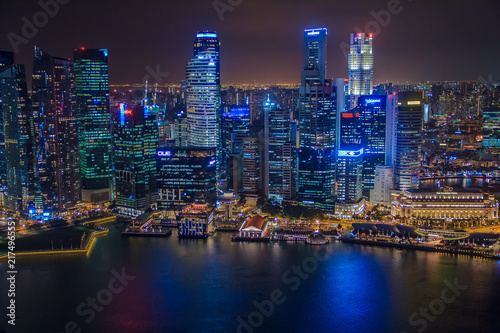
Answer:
(2, 227, 500, 333)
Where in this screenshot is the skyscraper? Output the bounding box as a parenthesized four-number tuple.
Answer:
(303, 28, 328, 83)
(335, 146, 364, 217)
(0, 51, 14, 192)
(74, 48, 113, 202)
(264, 96, 297, 202)
(358, 95, 388, 194)
(348, 33, 374, 109)
(298, 28, 337, 211)
(186, 31, 221, 148)
(220, 104, 250, 192)
(242, 136, 261, 198)
(394, 91, 424, 191)
(114, 101, 158, 216)
(32, 47, 80, 216)
(0, 57, 35, 214)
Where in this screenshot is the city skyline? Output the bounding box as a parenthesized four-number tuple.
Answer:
(0, 0, 499, 85)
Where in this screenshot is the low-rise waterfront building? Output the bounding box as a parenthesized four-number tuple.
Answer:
(239, 215, 268, 238)
(392, 187, 498, 220)
(178, 203, 214, 238)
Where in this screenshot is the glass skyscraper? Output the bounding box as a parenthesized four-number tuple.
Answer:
(186, 31, 221, 148)
(358, 95, 388, 194)
(74, 48, 113, 202)
(394, 91, 424, 191)
(32, 47, 80, 216)
(114, 101, 158, 216)
(220, 104, 250, 192)
(348, 33, 374, 109)
(335, 147, 365, 218)
(298, 28, 337, 211)
(264, 96, 297, 202)
(0, 57, 35, 214)
(0, 51, 14, 192)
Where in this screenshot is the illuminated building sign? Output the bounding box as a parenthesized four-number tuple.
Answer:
(158, 151, 172, 157)
(307, 31, 320, 36)
(365, 98, 381, 104)
(197, 33, 217, 38)
(338, 148, 364, 157)
(407, 101, 421, 105)
(209, 160, 216, 166)
(342, 113, 359, 118)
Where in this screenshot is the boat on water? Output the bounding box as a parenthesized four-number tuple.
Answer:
(305, 231, 329, 245)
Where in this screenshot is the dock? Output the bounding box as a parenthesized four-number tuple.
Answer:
(122, 229, 172, 237)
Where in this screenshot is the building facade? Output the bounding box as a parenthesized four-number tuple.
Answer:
(335, 147, 365, 217)
(74, 48, 113, 202)
(178, 203, 214, 238)
(32, 47, 80, 216)
(392, 187, 498, 220)
(157, 147, 216, 210)
(348, 33, 373, 109)
(114, 102, 158, 216)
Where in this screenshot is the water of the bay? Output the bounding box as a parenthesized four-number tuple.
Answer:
(1, 225, 500, 333)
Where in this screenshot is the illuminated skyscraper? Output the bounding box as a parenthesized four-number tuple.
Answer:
(114, 101, 158, 216)
(357, 95, 388, 194)
(303, 28, 328, 83)
(0, 56, 35, 214)
(348, 33, 373, 109)
(298, 28, 337, 211)
(394, 91, 424, 191)
(264, 96, 297, 202)
(32, 47, 80, 216)
(220, 104, 250, 192)
(186, 31, 221, 148)
(335, 146, 364, 218)
(0, 51, 14, 192)
(74, 48, 113, 202)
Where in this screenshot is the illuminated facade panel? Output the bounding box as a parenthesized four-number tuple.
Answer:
(348, 33, 373, 108)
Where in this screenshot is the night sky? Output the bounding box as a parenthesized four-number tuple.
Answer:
(1, 0, 499, 85)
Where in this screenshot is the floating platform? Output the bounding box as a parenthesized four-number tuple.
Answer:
(122, 229, 172, 237)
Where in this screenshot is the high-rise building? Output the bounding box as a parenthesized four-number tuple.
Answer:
(348, 33, 374, 109)
(394, 92, 424, 191)
(0, 57, 35, 214)
(220, 104, 250, 192)
(186, 31, 221, 148)
(371, 165, 394, 206)
(32, 47, 80, 216)
(74, 48, 113, 202)
(0, 51, 15, 192)
(114, 102, 159, 216)
(483, 108, 500, 150)
(242, 136, 261, 198)
(358, 95, 388, 194)
(265, 97, 297, 202)
(303, 28, 328, 83)
(157, 147, 216, 211)
(298, 28, 337, 211)
(335, 146, 365, 217)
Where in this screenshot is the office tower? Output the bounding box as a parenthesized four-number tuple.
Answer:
(348, 33, 374, 109)
(334, 78, 347, 144)
(242, 136, 261, 198)
(173, 110, 188, 147)
(220, 104, 250, 192)
(186, 31, 221, 148)
(303, 28, 328, 83)
(298, 28, 337, 211)
(157, 147, 216, 211)
(358, 95, 388, 194)
(335, 146, 364, 217)
(264, 97, 297, 202)
(32, 47, 80, 216)
(74, 48, 113, 202)
(0, 59, 35, 214)
(371, 165, 394, 206)
(0, 51, 14, 192)
(114, 102, 159, 216)
(394, 91, 424, 191)
(340, 110, 362, 147)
